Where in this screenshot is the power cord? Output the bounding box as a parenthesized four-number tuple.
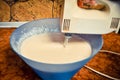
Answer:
(84, 50, 120, 80)
(99, 50, 120, 56)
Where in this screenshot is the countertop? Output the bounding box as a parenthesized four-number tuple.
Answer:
(0, 28, 120, 80)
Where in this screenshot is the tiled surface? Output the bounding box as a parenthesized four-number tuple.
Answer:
(0, 0, 62, 22)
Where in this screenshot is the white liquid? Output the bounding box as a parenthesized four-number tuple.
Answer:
(20, 33, 92, 64)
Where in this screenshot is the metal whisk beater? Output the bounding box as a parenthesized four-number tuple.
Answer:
(63, 33, 72, 47)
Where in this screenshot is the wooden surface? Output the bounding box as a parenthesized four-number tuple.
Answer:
(0, 28, 120, 80)
(0, 0, 120, 80)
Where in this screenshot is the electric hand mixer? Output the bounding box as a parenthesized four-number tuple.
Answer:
(61, 0, 120, 47)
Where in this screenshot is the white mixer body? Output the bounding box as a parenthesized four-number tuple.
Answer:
(61, 0, 120, 34)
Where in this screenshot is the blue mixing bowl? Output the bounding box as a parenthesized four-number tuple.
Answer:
(10, 18, 103, 80)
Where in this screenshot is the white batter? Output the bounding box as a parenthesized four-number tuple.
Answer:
(20, 33, 92, 64)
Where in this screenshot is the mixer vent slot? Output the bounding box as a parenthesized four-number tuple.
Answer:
(110, 18, 120, 29)
(63, 19, 70, 31)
